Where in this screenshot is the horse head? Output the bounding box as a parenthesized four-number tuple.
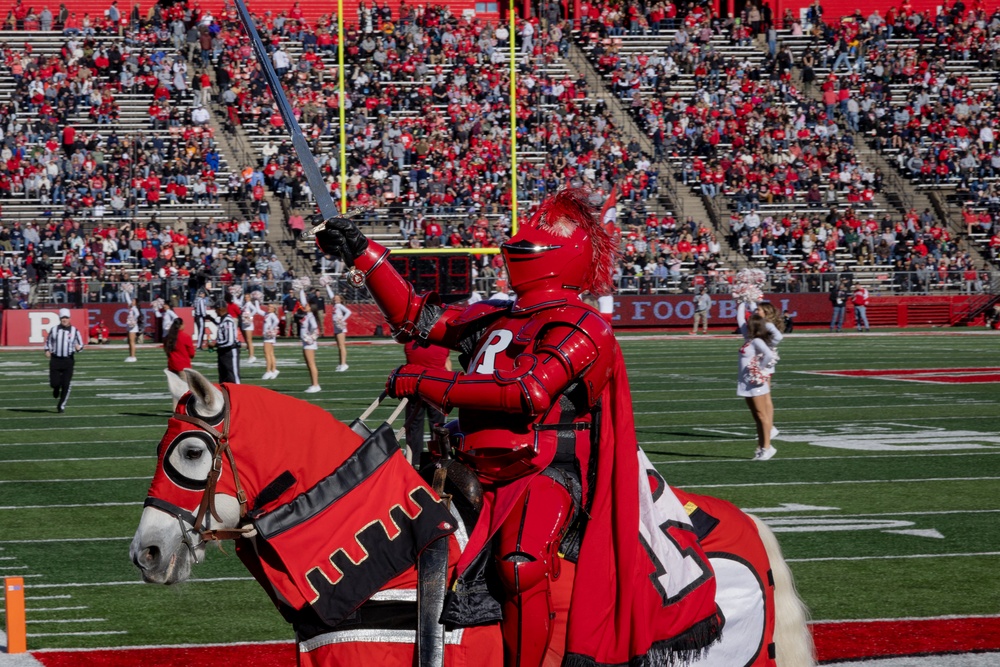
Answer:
(131, 369, 363, 585)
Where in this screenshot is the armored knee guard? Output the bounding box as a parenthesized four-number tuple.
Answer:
(495, 477, 574, 667)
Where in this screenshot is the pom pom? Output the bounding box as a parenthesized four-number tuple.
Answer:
(121, 283, 134, 294)
(299, 276, 312, 289)
(250, 290, 264, 302)
(151, 298, 165, 311)
(747, 355, 768, 385)
(319, 274, 334, 287)
(732, 283, 763, 304)
(734, 268, 767, 286)
(228, 285, 243, 298)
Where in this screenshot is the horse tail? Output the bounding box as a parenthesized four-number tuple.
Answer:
(750, 514, 816, 667)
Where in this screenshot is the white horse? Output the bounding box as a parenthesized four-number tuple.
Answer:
(131, 370, 815, 666)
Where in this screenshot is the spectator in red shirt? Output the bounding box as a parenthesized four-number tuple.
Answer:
(164, 318, 196, 375)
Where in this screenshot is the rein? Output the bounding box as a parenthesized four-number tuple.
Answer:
(163, 385, 257, 544)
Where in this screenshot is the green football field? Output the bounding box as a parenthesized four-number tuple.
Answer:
(1, 331, 998, 651)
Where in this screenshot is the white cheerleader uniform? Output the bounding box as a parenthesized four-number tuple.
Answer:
(127, 304, 141, 335)
(737, 302, 778, 397)
(332, 302, 352, 335)
(262, 312, 280, 345)
(241, 301, 262, 332)
(300, 312, 319, 351)
(738, 338, 776, 397)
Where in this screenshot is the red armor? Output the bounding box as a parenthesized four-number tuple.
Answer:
(352, 190, 717, 667)
(350, 192, 620, 666)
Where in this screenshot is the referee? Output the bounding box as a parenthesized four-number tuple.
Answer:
(45, 308, 84, 413)
(192, 289, 215, 349)
(208, 301, 241, 384)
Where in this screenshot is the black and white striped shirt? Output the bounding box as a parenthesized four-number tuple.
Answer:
(215, 315, 240, 349)
(194, 296, 209, 319)
(45, 325, 83, 358)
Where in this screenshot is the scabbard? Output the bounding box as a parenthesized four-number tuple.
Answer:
(416, 534, 450, 667)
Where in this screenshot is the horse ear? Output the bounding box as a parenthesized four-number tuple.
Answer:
(165, 369, 189, 409)
(184, 369, 225, 416)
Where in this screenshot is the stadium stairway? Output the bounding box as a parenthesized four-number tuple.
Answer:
(565, 37, 747, 272)
(776, 32, 986, 270)
(200, 72, 308, 279)
(0, 30, 238, 239)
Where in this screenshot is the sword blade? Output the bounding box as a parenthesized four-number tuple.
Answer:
(232, 0, 340, 220)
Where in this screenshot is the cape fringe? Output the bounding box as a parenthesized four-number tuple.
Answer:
(561, 613, 723, 667)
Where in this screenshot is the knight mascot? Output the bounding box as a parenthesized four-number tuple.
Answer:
(317, 188, 722, 667)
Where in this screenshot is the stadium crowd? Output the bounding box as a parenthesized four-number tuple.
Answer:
(0, 3, 292, 307)
(572, 0, 998, 286)
(2, 0, 998, 309)
(206, 2, 666, 255)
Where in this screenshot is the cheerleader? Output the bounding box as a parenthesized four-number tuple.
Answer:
(240, 292, 264, 364)
(124, 289, 140, 363)
(734, 269, 785, 460)
(332, 294, 352, 372)
(300, 301, 321, 393)
(261, 303, 281, 380)
(738, 304, 780, 460)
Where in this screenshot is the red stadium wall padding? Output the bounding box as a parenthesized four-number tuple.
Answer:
(811, 616, 1000, 661)
(0, 308, 91, 346)
(32, 643, 297, 667)
(27, 615, 1000, 665)
(612, 293, 985, 328)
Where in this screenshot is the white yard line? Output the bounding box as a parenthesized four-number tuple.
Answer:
(1, 456, 153, 464)
(1, 425, 159, 433)
(25, 619, 106, 625)
(787, 551, 1000, 563)
(26, 577, 254, 588)
(0, 440, 150, 448)
(25, 631, 127, 638)
(653, 450, 1000, 464)
(0, 477, 149, 484)
(0, 538, 130, 544)
(0, 502, 142, 511)
(0, 596, 74, 605)
(683, 476, 1000, 489)
(812, 613, 1000, 624)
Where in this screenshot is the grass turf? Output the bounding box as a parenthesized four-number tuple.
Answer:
(1, 332, 998, 649)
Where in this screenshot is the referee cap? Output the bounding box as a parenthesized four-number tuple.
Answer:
(58, 308, 71, 319)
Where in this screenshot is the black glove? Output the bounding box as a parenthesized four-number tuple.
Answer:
(313, 214, 369, 266)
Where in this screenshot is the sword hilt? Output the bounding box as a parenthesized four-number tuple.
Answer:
(308, 205, 375, 236)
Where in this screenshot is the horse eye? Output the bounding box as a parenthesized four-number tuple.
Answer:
(184, 448, 204, 461)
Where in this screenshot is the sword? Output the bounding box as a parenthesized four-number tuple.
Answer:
(232, 0, 340, 223)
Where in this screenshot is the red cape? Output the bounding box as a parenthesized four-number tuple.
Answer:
(457, 350, 721, 665)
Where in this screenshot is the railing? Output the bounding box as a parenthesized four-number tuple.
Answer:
(5, 270, 997, 309)
(612, 269, 999, 297)
(950, 273, 1000, 325)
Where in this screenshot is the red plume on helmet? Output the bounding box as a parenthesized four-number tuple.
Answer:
(505, 188, 620, 297)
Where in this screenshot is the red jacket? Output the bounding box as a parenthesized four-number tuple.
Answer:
(166, 329, 196, 373)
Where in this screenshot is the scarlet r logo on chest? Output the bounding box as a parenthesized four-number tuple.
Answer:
(469, 328, 515, 374)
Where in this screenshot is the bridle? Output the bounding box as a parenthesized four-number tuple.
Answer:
(143, 385, 256, 559)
